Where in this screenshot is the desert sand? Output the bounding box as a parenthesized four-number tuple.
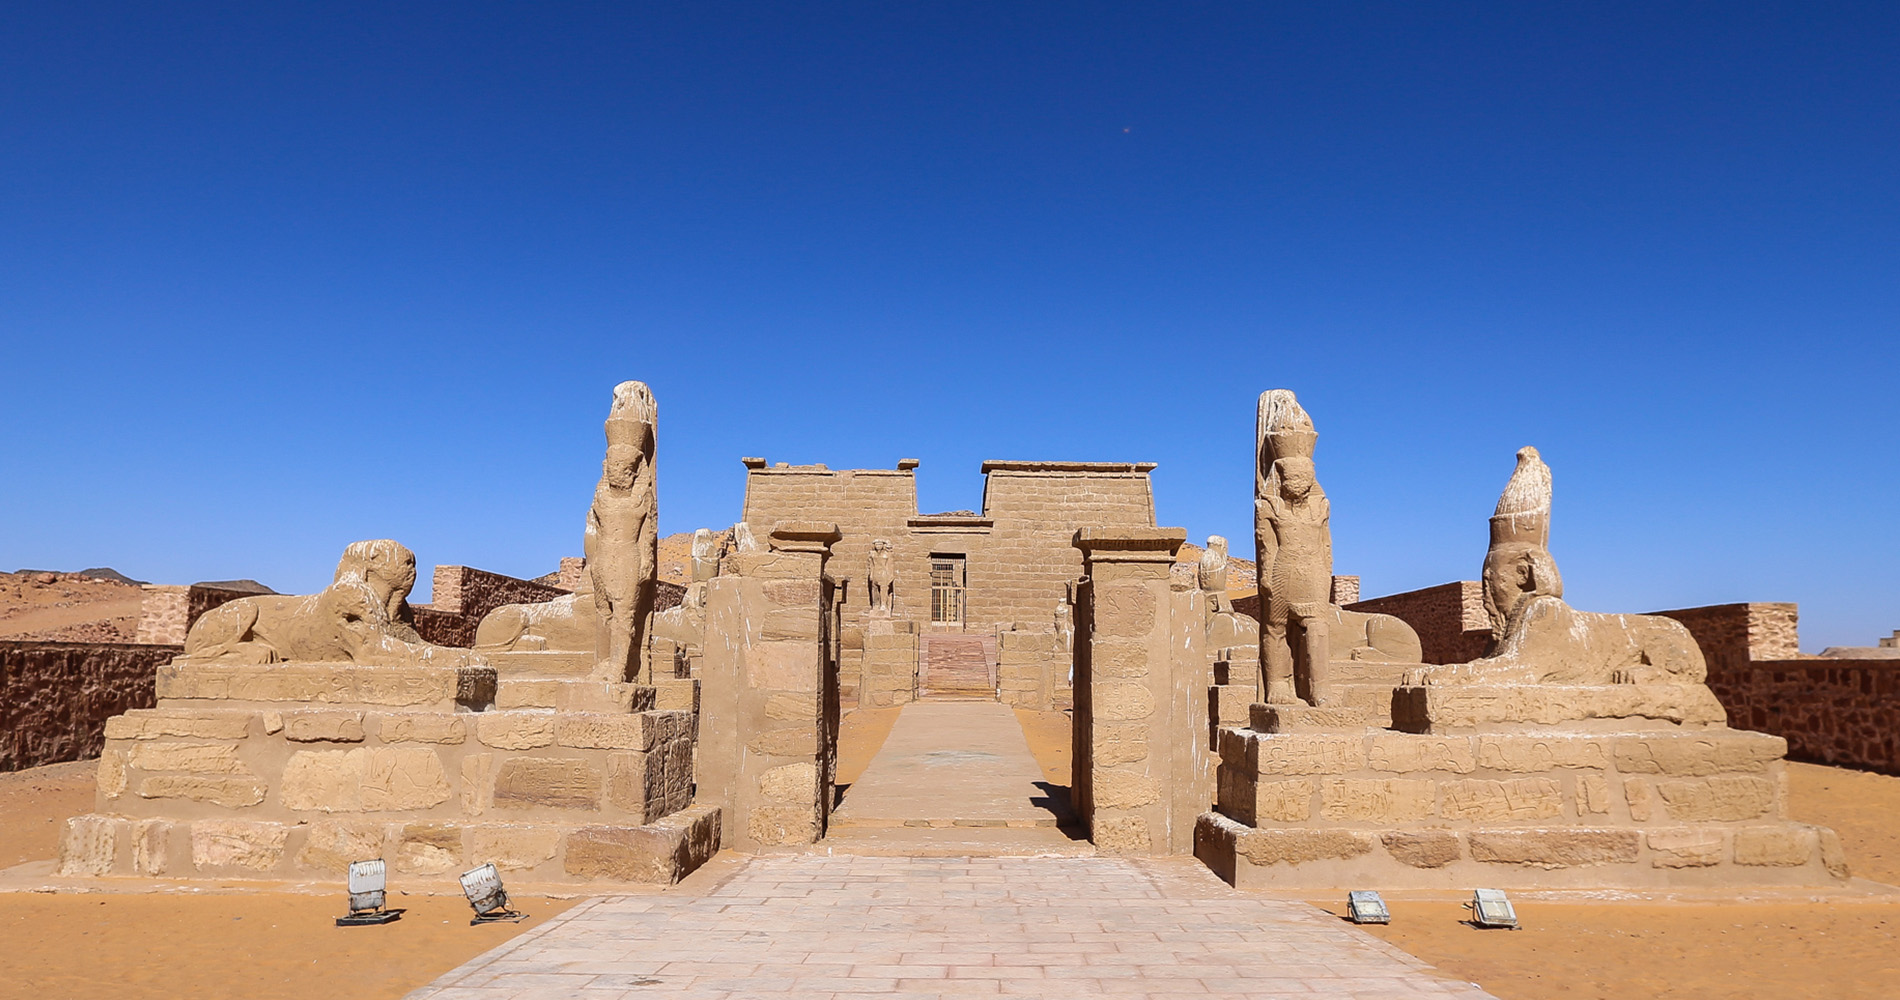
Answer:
(3, 714, 1898, 999)
(0, 571, 144, 642)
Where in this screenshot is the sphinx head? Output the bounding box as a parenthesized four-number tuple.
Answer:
(335, 539, 418, 615)
(1481, 542, 1564, 637)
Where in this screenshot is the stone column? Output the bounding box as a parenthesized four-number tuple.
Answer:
(697, 521, 842, 851)
(1071, 527, 1210, 856)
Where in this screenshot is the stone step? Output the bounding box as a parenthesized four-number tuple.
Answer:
(496, 678, 654, 713)
(479, 650, 596, 678)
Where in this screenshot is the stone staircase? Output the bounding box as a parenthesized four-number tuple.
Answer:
(919, 634, 996, 698)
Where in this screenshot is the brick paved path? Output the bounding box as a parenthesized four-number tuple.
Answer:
(406, 855, 1497, 999)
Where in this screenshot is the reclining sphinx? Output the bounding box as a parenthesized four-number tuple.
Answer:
(1411, 446, 1706, 687)
(183, 539, 478, 667)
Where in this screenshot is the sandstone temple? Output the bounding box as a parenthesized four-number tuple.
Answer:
(51, 383, 1852, 891)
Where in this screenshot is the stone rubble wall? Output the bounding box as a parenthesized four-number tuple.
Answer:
(1654, 603, 1801, 675)
(0, 640, 177, 771)
(1711, 659, 1900, 775)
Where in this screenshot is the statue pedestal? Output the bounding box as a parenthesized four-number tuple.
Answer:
(1197, 719, 1846, 889)
(58, 659, 717, 886)
(1391, 683, 1728, 733)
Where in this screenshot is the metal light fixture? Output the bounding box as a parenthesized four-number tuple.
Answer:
(335, 858, 403, 926)
(1346, 890, 1390, 924)
(460, 862, 527, 925)
(1467, 888, 1519, 929)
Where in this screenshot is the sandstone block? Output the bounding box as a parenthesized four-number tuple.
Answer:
(138, 775, 266, 808)
(1253, 779, 1316, 822)
(1320, 778, 1436, 822)
(760, 608, 819, 641)
(360, 748, 453, 811)
(1096, 584, 1158, 637)
(762, 579, 819, 607)
(397, 823, 462, 874)
(1468, 830, 1640, 869)
(283, 711, 367, 743)
(461, 754, 498, 815)
(1368, 735, 1475, 774)
(1820, 827, 1849, 879)
(558, 714, 659, 751)
(1092, 815, 1151, 856)
(1647, 828, 1725, 868)
(1092, 681, 1156, 722)
(1655, 776, 1776, 822)
(1625, 777, 1654, 821)
(467, 825, 561, 871)
(134, 819, 175, 876)
(1438, 778, 1563, 821)
(1235, 829, 1376, 866)
(746, 641, 818, 692)
(759, 761, 819, 805)
(1475, 735, 1610, 773)
(1383, 831, 1461, 868)
(494, 757, 602, 811)
(607, 751, 666, 819)
(476, 713, 556, 750)
(282, 750, 363, 811)
(1092, 640, 1151, 679)
(1092, 768, 1160, 810)
(1094, 723, 1150, 766)
(1612, 733, 1787, 777)
(380, 714, 467, 745)
(191, 820, 289, 871)
(105, 711, 252, 741)
(58, 815, 120, 876)
(748, 804, 818, 846)
(98, 749, 128, 799)
(746, 727, 813, 758)
(1256, 735, 1366, 776)
(296, 820, 385, 873)
(127, 742, 247, 774)
(1579, 773, 1612, 815)
(1732, 826, 1814, 867)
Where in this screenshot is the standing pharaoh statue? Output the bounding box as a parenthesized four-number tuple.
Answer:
(866, 539, 897, 613)
(1254, 390, 1335, 706)
(586, 380, 659, 682)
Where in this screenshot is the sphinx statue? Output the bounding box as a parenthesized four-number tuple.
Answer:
(184, 540, 477, 667)
(474, 559, 598, 652)
(1253, 390, 1423, 706)
(1414, 447, 1706, 686)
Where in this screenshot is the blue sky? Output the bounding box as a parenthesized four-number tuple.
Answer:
(2, 3, 1895, 650)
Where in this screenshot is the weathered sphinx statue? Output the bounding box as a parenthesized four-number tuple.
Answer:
(184, 539, 477, 666)
(1253, 390, 1422, 706)
(1413, 446, 1706, 686)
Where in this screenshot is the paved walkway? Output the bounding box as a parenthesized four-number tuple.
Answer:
(831, 701, 1061, 829)
(406, 855, 1498, 999)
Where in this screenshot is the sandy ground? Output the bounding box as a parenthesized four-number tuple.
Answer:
(5, 712, 1900, 998)
(0, 571, 144, 641)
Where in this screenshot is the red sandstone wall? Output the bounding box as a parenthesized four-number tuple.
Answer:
(1653, 602, 1800, 676)
(1, 640, 176, 771)
(1713, 659, 1900, 774)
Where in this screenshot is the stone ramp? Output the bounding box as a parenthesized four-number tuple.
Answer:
(919, 633, 994, 696)
(405, 855, 1499, 999)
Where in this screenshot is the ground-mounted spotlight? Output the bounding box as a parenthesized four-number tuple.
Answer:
(335, 858, 404, 926)
(1466, 888, 1519, 929)
(1346, 890, 1390, 924)
(460, 862, 527, 925)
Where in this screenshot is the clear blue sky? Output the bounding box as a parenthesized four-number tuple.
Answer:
(3, 3, 1894, 650)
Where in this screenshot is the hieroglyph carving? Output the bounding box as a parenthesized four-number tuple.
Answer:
(587, 381, 659, 682)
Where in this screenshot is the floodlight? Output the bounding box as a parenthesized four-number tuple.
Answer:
(1466, 888, 1518, 929)
(460, 862, 527, 925)
(335, 858, 403, 926)
(1346, 890, 1389, 924)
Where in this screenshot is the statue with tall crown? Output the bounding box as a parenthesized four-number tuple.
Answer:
(587, 380, 660, 682)
(1252, 390, 1422, 707)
